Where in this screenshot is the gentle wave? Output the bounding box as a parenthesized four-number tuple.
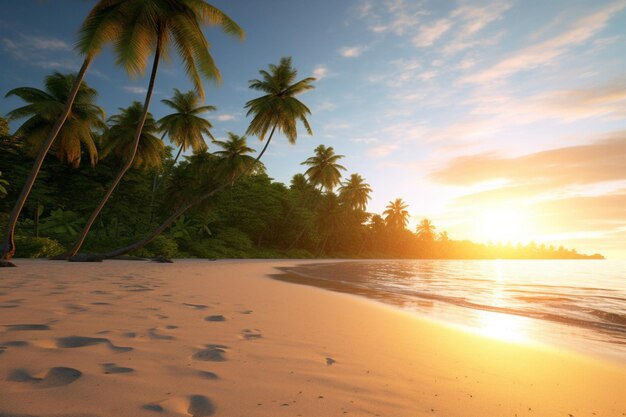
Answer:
(274, 260, 626, 358)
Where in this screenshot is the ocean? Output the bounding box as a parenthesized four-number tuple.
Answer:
(275, 259, 626, 361)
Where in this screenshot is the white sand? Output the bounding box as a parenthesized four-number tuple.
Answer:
(0, 259, 625, 417)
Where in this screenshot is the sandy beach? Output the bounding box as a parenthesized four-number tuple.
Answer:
(1, 259, 625, 417)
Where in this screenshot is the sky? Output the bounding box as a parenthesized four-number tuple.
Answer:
(1, 0, 626, 258)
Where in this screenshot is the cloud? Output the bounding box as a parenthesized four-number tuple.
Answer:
(367, 143, 399, 157)
(463, 1, 626, 83)
(431, 134, 626, 188)
(339, 45, 367, 58)
(312, 65, 329, 80)
(2, 34, 75, 68)
(123, 86, 148, 94)
(216, 114, 236, 121)
(316, 101, 336, 112)
(413, 19, 451, 47)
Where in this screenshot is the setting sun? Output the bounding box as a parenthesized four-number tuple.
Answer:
(476, 207, 531, 244)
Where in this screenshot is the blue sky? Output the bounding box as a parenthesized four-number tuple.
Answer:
(2, 0, 626, 257)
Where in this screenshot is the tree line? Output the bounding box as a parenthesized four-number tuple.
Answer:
(0, 0, 602, 262)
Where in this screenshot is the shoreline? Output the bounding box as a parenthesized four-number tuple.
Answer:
(1, 259, 625, 416)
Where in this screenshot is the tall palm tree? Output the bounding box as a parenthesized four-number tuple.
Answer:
(98, 57, 315, 258)
(338, 173, 372, 211)
(65, 0, 244, 258)
(212, 133, 257, 185)
(5, 72, 105, 168)
(416, 218, 437, 241)
(158, 88, 215, 165)
(383, 198, 410, 230)
(1, 0, 136, 260)
(301, 145, 346, 192)
(101, 102, 164, 170)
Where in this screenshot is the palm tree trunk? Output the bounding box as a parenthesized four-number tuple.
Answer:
(100, 126, 277, 258)
(66, 43, 161, 257)
(0, 58, 92, 260)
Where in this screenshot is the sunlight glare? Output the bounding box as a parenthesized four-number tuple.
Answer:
(476, 207, 530, 244)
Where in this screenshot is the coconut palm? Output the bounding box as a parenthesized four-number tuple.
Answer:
(212, 133, 257, 185)
(97, 57, 314, 258)
(158, 88, 215, 164)
(301, 145, 346, 192)
(416, 218, 437, 241)
(383, 198, 410, 230)
(101, 102, 164, 170)
(5, 72, 105, 168)
(65, 0, 244, 258)
(0, 0, 126, 260)
(338, 173, 372, 211)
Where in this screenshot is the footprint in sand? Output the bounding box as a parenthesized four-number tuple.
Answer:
(204, 315, 226, 322)
(240, 329, 262, 340)
(4, 324, 50, 331)
(102, 362, 134, 374)
(2, 340, 29, 347)
(8, 367, 82, 388)
(55, 336, 133, 352)
(188, 395, 215, 416)
(183, 303, 208, 310)
(142, 404, 164, 412)
(192, 345, 228, 362)
(197, 371, 218, 380)
(148, 328, 175, 340)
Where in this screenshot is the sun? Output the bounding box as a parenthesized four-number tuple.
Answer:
(475, 207, 531, 244)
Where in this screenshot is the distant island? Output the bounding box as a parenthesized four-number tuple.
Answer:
(1, 115, 602, 261)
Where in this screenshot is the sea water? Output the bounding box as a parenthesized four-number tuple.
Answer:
(276, 260, 626, 361)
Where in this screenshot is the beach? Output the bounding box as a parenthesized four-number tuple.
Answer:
(1, 259, 625, 417)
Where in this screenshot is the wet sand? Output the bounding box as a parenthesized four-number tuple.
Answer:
(0, 259, 625, 416)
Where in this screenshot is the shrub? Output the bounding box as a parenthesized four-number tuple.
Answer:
(13, 236, 65, 258)
(134, 235, 179, 258)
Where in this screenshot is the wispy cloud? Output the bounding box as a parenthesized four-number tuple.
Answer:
(123, 86, 148, 94)
(413, 19, 451, 47)
(339, 45, 368, 58)
(216, 114, 236, 121)
(2, 34, 75, 69)
(368, 143, 399, 157)
(463, 1, 626, 84)
(312, 65, 329, 80)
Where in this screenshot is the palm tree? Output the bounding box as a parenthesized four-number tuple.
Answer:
(438, 230, 449, 241)
(383, 198, 410, 230)
(338, 173, 372, 210)
(101, 102, 164, 170)
(212, 133, 257, 185)
(65, 0, 244, 258)
(98, 57, 315, 258)
(301, 145, 346, 192)
(158, 88, 215, 165)
(416, 218, 437, 241)
(5, 72, 105, 168)
(1, 70, 106, 258)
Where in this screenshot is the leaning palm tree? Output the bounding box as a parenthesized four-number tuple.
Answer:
(212, 133, 257, 185)
(383, 198, 410, 230)
(1, 69, 107, 258)
(0, 0, 124, 260)
(5, 72, 105, 168)
(301, 145, 346, 192)
(338, 173, 372, 211)
(65, 0, 244, 258)
(158, 88, 215, 164)
(101, 102, 164, 171)
(416, 218, 437, 241)
(97, 57, 315, 258)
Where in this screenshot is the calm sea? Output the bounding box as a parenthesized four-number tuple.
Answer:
(275, 260, 626, 361)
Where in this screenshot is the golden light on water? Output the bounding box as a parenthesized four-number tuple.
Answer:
(475, 310, 529, 343)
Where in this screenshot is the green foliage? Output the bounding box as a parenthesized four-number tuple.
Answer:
(135, 235, 179, 258)
(5, 72, 105, 167)
(14, 236, 64, 258)
(39, 209, 85, 242)
(0, 172, 8, 198)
